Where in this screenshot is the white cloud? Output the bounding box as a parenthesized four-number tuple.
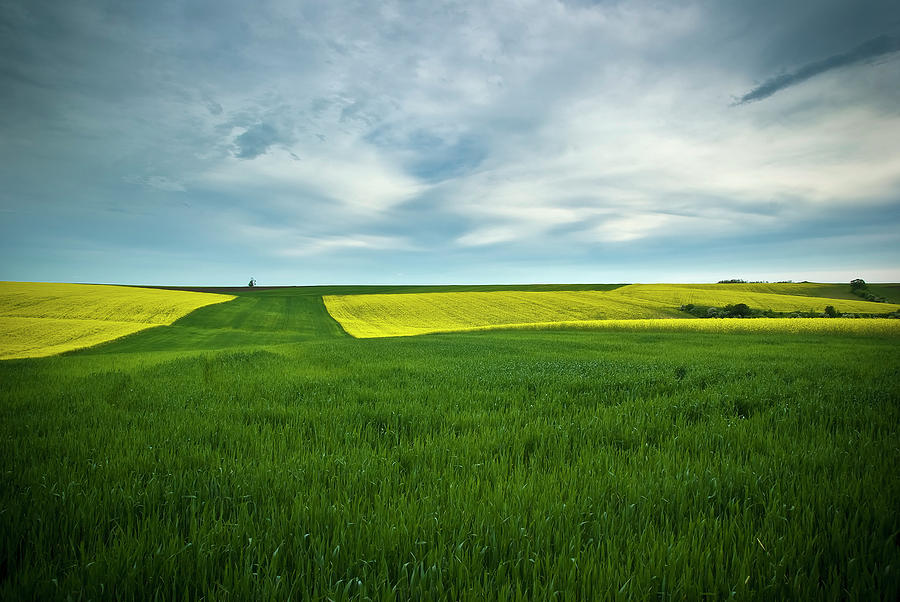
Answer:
(229, 221, 414, 257)
(277, 235, 414, 256)
(591, 213, 674, 243)
(437, 49, 900, 250)
(199, 146, 425, 215)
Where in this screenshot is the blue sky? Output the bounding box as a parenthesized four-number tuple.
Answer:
(1, 0, 899, 285)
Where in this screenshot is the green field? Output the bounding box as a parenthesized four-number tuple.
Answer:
(1, 284, 899, 600)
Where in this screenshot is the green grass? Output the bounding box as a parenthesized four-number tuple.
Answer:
(864, 283, 900, 304)
(1, 286, 898, 600)
(699, 282, 900, 304)
(91, 289, 344, 354)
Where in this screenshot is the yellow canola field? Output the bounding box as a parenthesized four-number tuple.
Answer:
(461, 318, 900, 336)
(324, 290, 685, 338)
(632, 282, 845, 297)
(0, 282, 234, 359)
(324, 285, 900, 339)
(610, 284, 899, 315)
(0, 318, 152, 360)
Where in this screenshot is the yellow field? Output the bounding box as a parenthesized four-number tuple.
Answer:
(0, 282, 234, 359)
(0, 318, 153, 360)
(324, 285, 900, 338)
(463, 318, 900, 336)
(610, 284, 899, 314)
(324, 290, 685, 338)
(636, 282, 843, 297)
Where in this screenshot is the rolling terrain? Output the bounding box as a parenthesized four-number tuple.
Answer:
(1, 284, 898, 600)
(324, 283, 900, 338)
(612, 283, 898, 313)
(0, 282, 233, 359)
(324, 290, 684, 338)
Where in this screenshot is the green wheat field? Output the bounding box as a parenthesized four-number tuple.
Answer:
(1, 283, 899, 600)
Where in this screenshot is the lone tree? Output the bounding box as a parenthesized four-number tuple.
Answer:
(850, 278, 867, 291)
(824, 305, 839, 318)
(248, 277, 256, 287)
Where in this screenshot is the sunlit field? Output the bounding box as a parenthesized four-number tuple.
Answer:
(0, 282, 234, 359)
(460, 317, 900, 336)
(1, 284, 898, 600)
(324, 289, 683, 337)
(611, 284, 898, 315)
(324, 284, 900, 338)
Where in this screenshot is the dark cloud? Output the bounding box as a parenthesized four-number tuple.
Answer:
(202, 95, 223, 116)
(736, 34, 900, 105)
(233, 123, 282, 159)
(365, 127, 488, 183)
(407, 134, 487, 183)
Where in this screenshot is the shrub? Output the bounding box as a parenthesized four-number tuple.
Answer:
(723, 303, 751, 318)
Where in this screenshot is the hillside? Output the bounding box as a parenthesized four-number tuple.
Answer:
(324, 284, 900, 338)
(0, 282, 234, 359)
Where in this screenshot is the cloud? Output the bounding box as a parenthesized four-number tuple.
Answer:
(736, 34, 900, 104)
(230, 222, 414, 257)
(2, 0, 899, 284)
(200, 146, 425, 217)
(202, 94, 224, 116)
(233, 122, 285, 159)
(439, 81, 900, 254)
(277, 235, 413, 256)
(124, 175, 186, 192)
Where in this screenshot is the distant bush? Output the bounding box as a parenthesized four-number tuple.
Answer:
(850, 278, 867, 291)
(853, 289, 886, 303)
(723, 303, 752, 317)
(682, 302, 877, 320)
(717, 279, 747, 284)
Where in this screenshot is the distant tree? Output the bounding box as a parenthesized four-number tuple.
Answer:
(248, 277, 256, 287)
(717, 279, 747, 284)
(850, 278, 867, 291)
(723, 303, 751, 317)
(824, 305, 839, 318)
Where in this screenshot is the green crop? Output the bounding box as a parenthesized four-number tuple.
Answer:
(1, 284, 898, 600)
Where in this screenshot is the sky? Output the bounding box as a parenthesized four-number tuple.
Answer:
(1, 0, 899, 286)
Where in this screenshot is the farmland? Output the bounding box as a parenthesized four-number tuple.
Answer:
(1, 284, 899, 600)
(0, 282, 234, 359)
(324, 283, 900, 338)
(324, 290, 684, 338)
(611, 284, 898, 314)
